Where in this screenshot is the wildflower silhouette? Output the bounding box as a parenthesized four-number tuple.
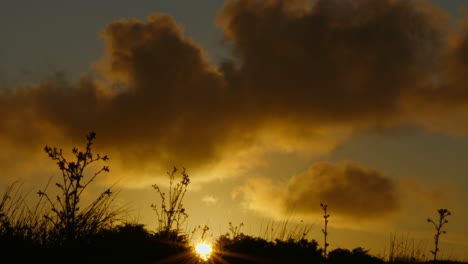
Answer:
(427, 208, 451, 262)
(151, 166, 190, 240)
(38, 131, 120, 244)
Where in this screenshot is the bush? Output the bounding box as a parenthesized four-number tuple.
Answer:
(328, 247, 384, 264)
(38, 131, 122, 245)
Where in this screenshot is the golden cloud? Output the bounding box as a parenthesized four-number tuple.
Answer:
(234, 161, 400, 221)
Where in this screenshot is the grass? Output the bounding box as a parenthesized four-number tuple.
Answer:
(385, 232, 429, 263)
(257, 218, 314, 242)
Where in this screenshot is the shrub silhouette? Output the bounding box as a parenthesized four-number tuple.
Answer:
(328, 247, 384, 264)
(214, 223, 323, 264)
(38, 131, 122, 245)
(151, 166, 190, 241)
(87, 222, 189, 264)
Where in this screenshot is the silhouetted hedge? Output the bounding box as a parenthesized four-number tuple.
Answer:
(214, 233, 324, 264)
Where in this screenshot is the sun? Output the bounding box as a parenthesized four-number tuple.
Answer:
(194, 242, 213, 261)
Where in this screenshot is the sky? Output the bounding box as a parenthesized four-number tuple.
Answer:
(1, 0, 468, 260)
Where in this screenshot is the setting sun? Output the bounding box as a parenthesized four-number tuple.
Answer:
(194, 242, 213, 261)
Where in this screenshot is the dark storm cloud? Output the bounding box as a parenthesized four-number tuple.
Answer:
(234, 161, 400, 220)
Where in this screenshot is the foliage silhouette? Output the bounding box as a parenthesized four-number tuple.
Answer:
(1, 136, 468, 263)
(38, 131, 122, 245)
(327, 247, 384, 264)
(387, 232, 429, 263)
(151, 166, 190, 241)
(214, 222, 323, 264)
(321, 202, 330, 258)
(427, 208, 451, 262)
(0, 181, 47, 251)
(87, 222, 189, 264)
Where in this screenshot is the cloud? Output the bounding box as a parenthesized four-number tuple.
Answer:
(2, 0, 468, 188)
(398, 175, 461, 208)
(233, 161, 400, 222)
(0, 11, 348, 186)
(202, 195, 219, 205)
(215, 0, 468, 134)
(232, 177, 287, 219)
(0, 14, 237, 185)
(216, 0, 449, 125)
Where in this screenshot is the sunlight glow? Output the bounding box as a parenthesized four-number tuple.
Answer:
(194, 242, 213, 261)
